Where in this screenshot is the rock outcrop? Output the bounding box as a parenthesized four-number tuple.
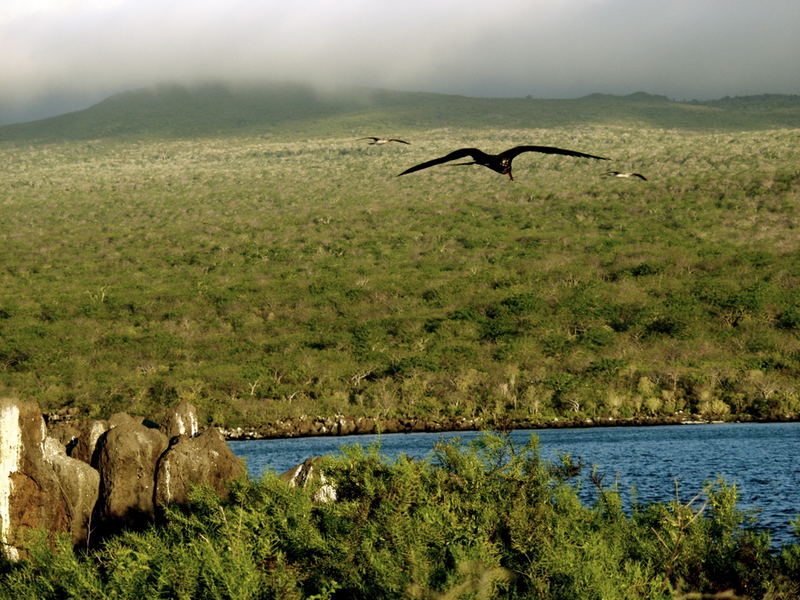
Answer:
(93, 421, 169, 534)
(71, 419, 109, 465)
(160, 401, 200, 439)
(42, 436, 100, 547)
(1, 398, 74, 560)
(280, 457, 336, 503)
(49, 418, 109, 465)
(215, 414, 697, 441)
(155, 427, 245, 507)
(2, 398, 245, 560)
(219, 415, 484, 440)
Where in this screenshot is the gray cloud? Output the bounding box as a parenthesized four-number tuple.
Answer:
(2, 0, 799, 122)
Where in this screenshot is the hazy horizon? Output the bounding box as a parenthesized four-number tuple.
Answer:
(2, 0, 799, 125)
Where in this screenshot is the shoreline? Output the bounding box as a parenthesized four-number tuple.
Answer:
(216, 412, 800, 442)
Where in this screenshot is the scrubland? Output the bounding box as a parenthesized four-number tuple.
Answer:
(2, 101, 800, 597)
(1, 126, 800, 427)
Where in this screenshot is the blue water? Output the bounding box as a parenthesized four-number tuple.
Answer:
(229, 422, 800, 545)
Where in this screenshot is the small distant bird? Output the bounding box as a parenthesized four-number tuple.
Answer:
(397, 145, 609, 181)
(358, 137, 411, 145)
(603, 170, 647, 181)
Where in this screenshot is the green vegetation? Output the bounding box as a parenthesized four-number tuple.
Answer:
(1, 85, 800, 427)
(1, 84, 799, 143)
(2, 434, 798, 599)
(2, 85, 799, 600)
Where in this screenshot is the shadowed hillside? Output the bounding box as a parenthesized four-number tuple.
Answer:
(1, 82, 799, 142)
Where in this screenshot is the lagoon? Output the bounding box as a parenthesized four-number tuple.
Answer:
(230, 422, 800, 545)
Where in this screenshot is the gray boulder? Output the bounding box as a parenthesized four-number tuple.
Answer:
(72, 419, 110, 465)
(280, 457, 337, 503)
(4, 400, 249, 554)
(161, 401, 200, 439)
(154, 427, 245, 507)
(47, 420, 81, 450)
(42, 436, 100, 547)
(48, 418, 109, 465)
(1, 398, 71, 560)
(107, 412, 145, 428)
(94, 420, 168, 532)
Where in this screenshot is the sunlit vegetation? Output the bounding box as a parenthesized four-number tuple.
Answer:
(1, 434, 798, 599)
(2, 87, 800, 596)
(1, 89, 800, 427)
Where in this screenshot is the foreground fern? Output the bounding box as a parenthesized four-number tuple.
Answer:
(1, 433, 798, 599)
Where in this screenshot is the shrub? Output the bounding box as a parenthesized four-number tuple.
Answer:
(2, 127, 800, 425)
(1, 434, 799, 599)
(777, 305, 800, 331)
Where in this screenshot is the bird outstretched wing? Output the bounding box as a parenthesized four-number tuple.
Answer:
(499, 145, 609, 161)
(359, 137, 411, 144)
(397, 148, 489, 176)
(603, 170, 648, 180)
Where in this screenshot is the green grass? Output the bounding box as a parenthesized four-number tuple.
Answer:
(1, 120, 799, 426)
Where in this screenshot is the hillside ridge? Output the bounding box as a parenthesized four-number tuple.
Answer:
(1, 82, 799, 142)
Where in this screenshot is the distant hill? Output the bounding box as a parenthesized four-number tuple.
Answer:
(1, 82, 799, 143)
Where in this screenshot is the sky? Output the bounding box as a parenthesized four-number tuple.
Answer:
(1, 0, 799, 123)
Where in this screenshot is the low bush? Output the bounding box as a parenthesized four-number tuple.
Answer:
(1, 434, 798, 599)
(1, 127, 800, 425)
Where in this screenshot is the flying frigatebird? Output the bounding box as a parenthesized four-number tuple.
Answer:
(602, 170, 648, 181)
(397, 145, 609, 180)
(358, 137, 411, 145)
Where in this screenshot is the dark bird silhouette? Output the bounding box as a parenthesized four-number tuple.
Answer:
(603, 170, 647, 181)
(397, 145, 609, 180)
(358, 136, 411, 145)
